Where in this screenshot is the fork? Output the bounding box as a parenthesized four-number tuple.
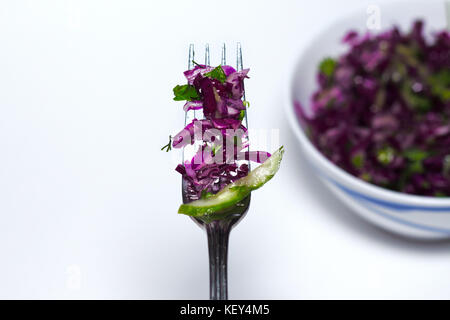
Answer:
(181, 43, 251, 300)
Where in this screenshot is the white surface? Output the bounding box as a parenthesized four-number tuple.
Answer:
(0, 0, 450, 300)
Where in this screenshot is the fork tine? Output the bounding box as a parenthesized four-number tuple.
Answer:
(205, 44, 210, 65)
(236, 42, 243, 72)
(183, 44, 195, 163)
(221, 43, 226, 65)
(236, 43, 250, 168)
(236, 43, 247, 104)
(188, 43, 195, 70)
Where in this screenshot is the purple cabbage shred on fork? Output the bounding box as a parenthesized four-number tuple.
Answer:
(170, 64, 270, 200)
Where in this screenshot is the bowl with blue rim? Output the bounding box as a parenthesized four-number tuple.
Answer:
(286, 0, 450, 239)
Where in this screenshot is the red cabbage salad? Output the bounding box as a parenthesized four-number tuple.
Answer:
(165, 64, 270, 201)
(296, 20, 450, 197)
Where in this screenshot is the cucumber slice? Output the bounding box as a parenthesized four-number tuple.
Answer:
(178, 146, 284, 217)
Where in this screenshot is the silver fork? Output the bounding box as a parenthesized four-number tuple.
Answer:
(181, 43, 251, 300)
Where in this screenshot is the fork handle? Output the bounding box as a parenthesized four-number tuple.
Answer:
(205, 220, 231, 300)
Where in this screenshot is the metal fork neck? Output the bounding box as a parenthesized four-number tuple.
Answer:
(205, 220, 232, 300)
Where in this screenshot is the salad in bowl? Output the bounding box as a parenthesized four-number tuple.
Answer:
(286, 1, 450, 239)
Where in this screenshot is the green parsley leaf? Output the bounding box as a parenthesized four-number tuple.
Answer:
(204, 65, 227, 83)
(403, 149, 429, 162)
(212, 144, 222, 156)
(401, 82, 431, 112)
(238, 110, 246, 121)
(351, 152, 365, 169)
(319, 58, 337, 77)
(161, 135, 172, 152)
(428, 70, 450, 102)
(408, 161, 424, 174)
(400, 149, 428, 174)
(377, 146, 395, 165)
(173, 84, 201, 101)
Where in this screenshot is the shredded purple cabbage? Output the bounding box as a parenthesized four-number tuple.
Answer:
(296, 20, 450, 197)
(172, 64, 270, 200)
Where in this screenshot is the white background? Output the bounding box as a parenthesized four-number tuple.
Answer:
(1, 0, 450, 299)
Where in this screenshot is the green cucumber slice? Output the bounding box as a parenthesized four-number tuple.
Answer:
(178, 146, 284, 217)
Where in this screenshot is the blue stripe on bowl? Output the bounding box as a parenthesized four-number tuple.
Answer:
(333, 181, 450, 212)
(353, 196, 450, 235)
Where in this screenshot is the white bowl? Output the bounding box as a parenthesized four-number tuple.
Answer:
(285, 0, 450, 239)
